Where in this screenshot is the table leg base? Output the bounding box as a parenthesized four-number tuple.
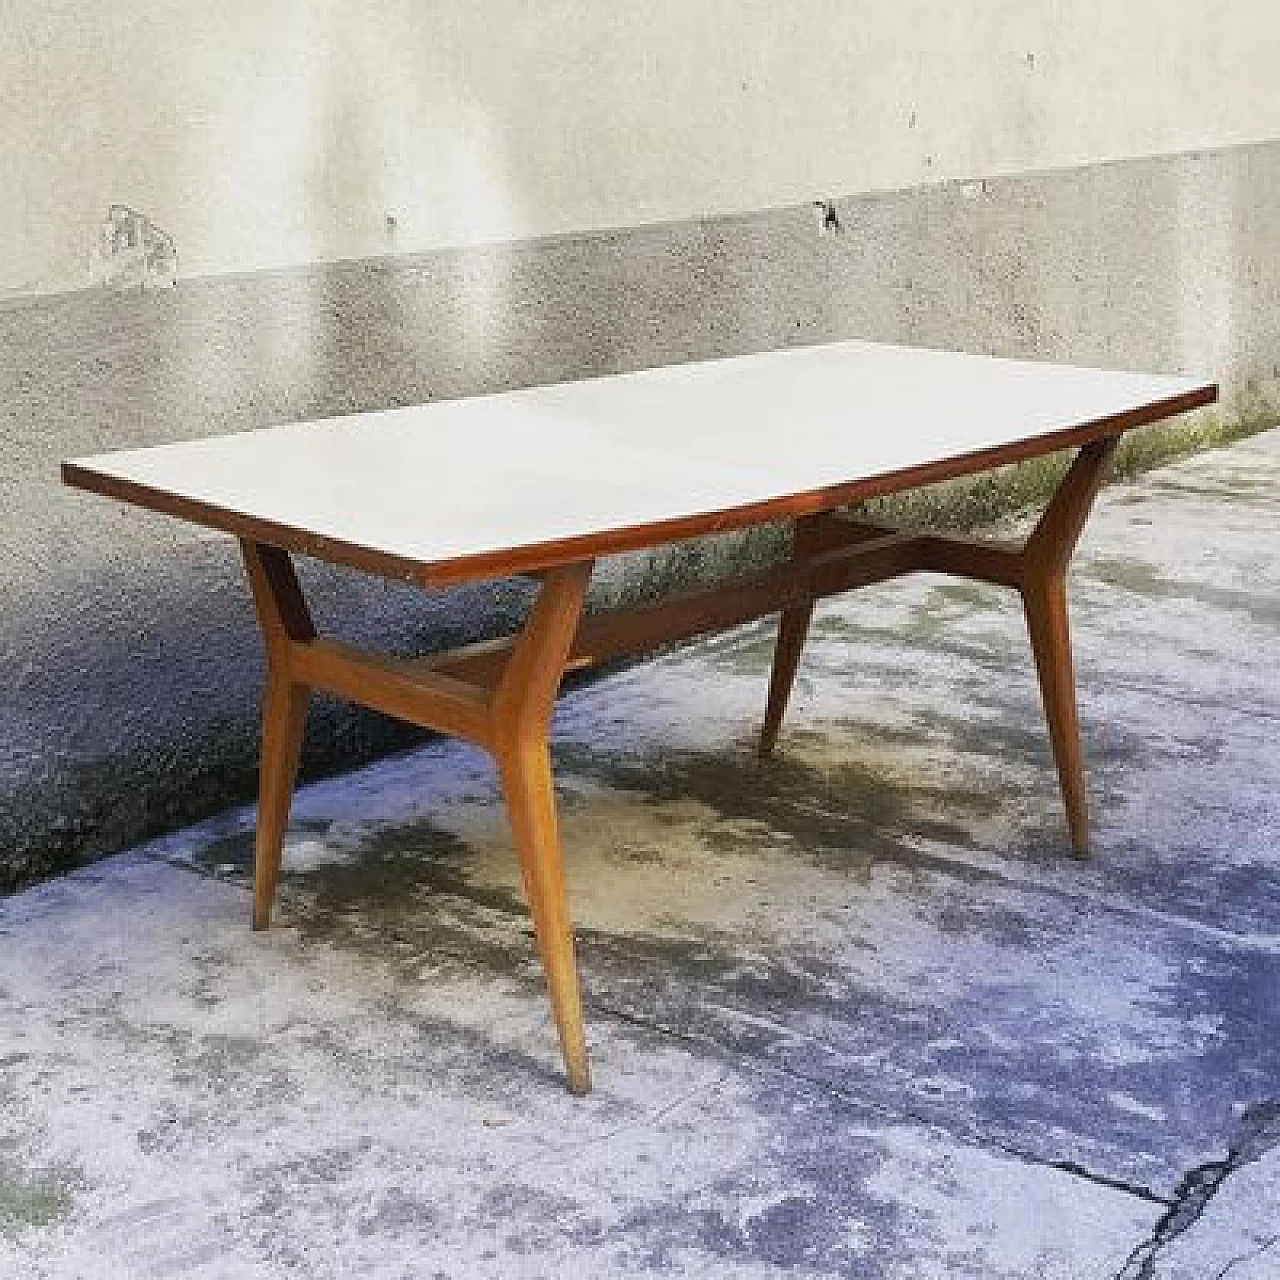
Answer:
(240, 543, 595, 1090)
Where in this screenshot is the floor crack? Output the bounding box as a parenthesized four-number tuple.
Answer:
(1215, 1232, 1279, 1279)
(593, 998, 1171, 1206)
(1112, 1100, 1280, 1280)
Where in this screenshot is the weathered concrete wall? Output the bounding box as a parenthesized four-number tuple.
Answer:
(4, 139, 1280, 887)
(3, 2, 1280, 298)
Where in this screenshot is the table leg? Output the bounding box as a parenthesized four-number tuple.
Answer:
(1016, 437, 1118, 856)
(240, 541, 315, 929)
(760, 601, 815, 758)
(491, 562, 594, 1094)
(759, 516, 828, 758)
(1022, 576, 1088, 854)
(238, 543, 594, 1089)
(253, 671, 309, 929)
(498, 740, 590, 1093)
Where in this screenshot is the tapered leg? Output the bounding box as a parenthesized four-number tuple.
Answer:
(760, 601, 814, 758)
(253, 667, 310, 928)
(759, 516, 830, 757)
(497, 740, 591, 1094)
(1017, 438, 1118, 855)
(491, 562, 594, 1092)
(240, 541, 317, 930)
(1021, 575, 1089, 856)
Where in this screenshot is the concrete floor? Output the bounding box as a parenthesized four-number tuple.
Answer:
(2, 430, 1278, 1278)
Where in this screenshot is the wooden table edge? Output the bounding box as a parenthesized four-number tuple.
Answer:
(62, 382, 1216, 586)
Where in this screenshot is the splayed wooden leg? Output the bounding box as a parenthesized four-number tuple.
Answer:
(491, 561, 594, 1093)
(1017, 439, 1118, 854)
(240, 541, 316, 928)
(760, 601, 815, 758)
(252, 668, 310, 927)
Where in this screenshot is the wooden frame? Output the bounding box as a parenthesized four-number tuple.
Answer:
(237, 436, 1120, 1094)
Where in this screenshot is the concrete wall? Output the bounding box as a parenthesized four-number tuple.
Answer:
(3, 2, 1280, 297)
(5, 140, 1280, 888)
(4, 4, 1280, 886)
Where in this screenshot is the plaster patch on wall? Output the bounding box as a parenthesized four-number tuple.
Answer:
(93, 205, 178, 292)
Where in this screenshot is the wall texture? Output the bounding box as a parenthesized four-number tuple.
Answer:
(3, 1, 1280, 297)
(4, 139, 1280, 888)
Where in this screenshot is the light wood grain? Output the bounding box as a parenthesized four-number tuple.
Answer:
(490, 562, 595, 1096)
(240, 542, 315, 929)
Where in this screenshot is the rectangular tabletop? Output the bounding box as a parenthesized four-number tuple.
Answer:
(63, 339, 1215, 585)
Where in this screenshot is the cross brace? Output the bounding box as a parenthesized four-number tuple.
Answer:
(240, 437, 1117, 1094)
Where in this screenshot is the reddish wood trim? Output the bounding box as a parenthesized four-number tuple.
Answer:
(62, 381, 1216, 588)
(917, 535, 1025, 589)
(1023, 437, 1120, 579)
(63, 462, 431, 585)
(241, 541, 317, 658)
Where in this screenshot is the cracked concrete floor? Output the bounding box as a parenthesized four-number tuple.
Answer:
(3, 429, 1279, 1278)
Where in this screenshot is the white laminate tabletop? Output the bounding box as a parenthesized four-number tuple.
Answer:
(65, 339, 1213, 582)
